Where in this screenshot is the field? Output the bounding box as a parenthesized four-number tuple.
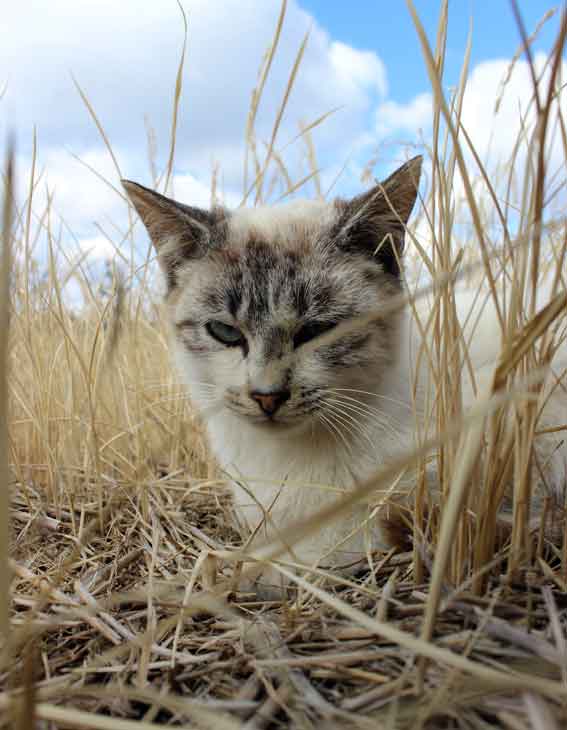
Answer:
(1, 2, 567, 728)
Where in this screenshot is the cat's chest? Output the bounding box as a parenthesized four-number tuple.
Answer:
(209, 414, 361, 484)
(205, 413, 375, 516)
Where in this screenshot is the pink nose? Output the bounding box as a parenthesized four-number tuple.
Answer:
(250, 389, 290, 416)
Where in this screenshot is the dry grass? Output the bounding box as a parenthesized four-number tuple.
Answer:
(1, 2, 567, 728)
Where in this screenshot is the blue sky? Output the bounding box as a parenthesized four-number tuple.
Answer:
(1, 1, 564, 268)
(300, 1, 559, 102)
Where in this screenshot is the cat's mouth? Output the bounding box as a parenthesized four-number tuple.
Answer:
(250, 417, 311, 438)
(224, 390, 319, 432)
(241, 412, 304, 430)
(226, 403, 313, 433)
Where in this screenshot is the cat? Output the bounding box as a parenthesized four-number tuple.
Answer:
(122, 157, 567, 596)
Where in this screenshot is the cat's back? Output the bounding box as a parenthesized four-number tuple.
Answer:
(410, 282, 567, 402)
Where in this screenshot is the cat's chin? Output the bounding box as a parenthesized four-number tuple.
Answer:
(231, 411, 313, 437)
(250, 418, 308, 435)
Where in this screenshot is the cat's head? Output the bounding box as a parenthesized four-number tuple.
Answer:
(123, 157, 421, 435)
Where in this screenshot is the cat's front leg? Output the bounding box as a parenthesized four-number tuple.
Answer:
(228, 480, 331, 598)
(233, 530, 329, 601)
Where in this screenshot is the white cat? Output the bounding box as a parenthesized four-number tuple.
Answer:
(123, 158, 567, 595)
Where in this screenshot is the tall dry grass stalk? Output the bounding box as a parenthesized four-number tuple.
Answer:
(2, 1, 567, 727)
(0, 142, 13, 644)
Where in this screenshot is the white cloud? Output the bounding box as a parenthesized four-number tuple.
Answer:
(2, 1, 386, 186)
(459, 52, 566, 171)
(77, 234, 119, 261)
(375, 92, 432, 137)
(6, 0, 561, 284)
(39, 147, 123, 227)
(449, 52, 567, 220)
(372, 51, 566, 220)
(172, 172, 241, 210)
(329, 41, 388, 98)
(3, 0, 394, 264)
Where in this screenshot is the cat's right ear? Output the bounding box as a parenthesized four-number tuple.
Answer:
(121, 180, 226, 290)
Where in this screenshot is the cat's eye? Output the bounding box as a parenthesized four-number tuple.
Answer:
(293, 321, 337, 349)
(206, 320, 245, 347)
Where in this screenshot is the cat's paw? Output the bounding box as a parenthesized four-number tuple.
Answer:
(233, 563, 297, 602)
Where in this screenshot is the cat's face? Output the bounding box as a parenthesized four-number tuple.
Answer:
(123, 158, 421, 435)
(167, 223, 402, 433)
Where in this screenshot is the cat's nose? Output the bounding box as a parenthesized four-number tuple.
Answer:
(250, 388, 291, 416)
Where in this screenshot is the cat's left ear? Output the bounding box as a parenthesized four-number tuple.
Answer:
(121, 180, 226, 290)
(336, 155, 422, 278)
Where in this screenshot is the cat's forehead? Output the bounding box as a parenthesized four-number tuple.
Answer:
(175, 199, 392, 330)
(186, 242, 384, 338)
(185, 200, 345, 326)
(200, 237, 343, 328)
(226, 198, 338, 252)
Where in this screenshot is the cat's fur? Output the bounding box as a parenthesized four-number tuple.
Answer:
(123, 159, 567, 595)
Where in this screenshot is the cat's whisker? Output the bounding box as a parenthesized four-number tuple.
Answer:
(315, 412, 342, 452)
(321, 384, 396, 417)
(324, 399, 389, 453)
(323, 392, 392, 421)
(317, 411, 354, 458)
(326, 387, 412, 411)
(323, 399, 395, 436)
(323, 388, 409, 429)
(323, 389, 393, 414)
(317, 406, 353, 449)
(321, 400, 376, 452)
(322, 394, 405, 433)
(330, 414, 367, 462)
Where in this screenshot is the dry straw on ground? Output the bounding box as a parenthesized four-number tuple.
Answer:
(1, 1, 567, 728)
